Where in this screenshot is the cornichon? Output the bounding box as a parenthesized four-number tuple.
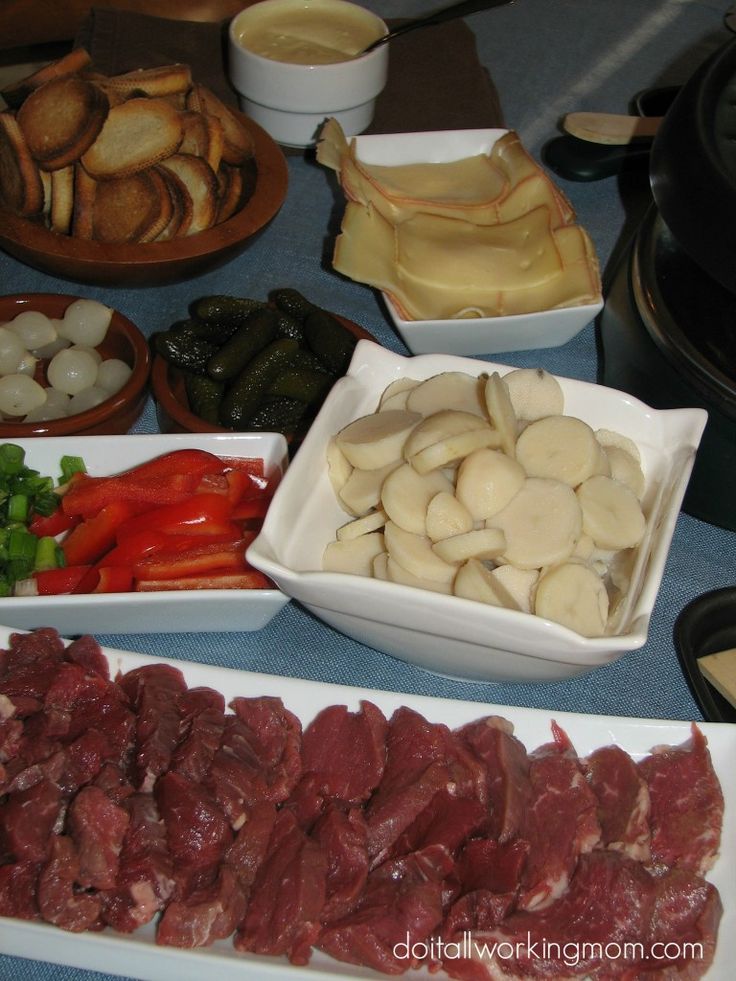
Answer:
(270, 287, 320, 322)
(206, 308, 279, 382)
(304, 310, 357, 375)
(184, 372, 224, 425)
(247, 396, 309, 433)
(154, 327, 219, 375)
(191, 294, 267, 329)
(268, 367, 334, 405)
(220, 338, 300, 429)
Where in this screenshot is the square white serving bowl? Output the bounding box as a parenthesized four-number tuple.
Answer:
(348, 128, 603, 356)
(0, 432, 290, 635)
(247, 341, 707, 683)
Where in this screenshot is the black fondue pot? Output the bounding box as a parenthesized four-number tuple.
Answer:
(599, 38, 736, 532)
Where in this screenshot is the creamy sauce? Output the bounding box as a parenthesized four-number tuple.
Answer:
(236, 0, 384, 65)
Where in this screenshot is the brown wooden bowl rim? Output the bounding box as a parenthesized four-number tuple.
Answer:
(0, 113, 288, 274)
(0, 293, 151, 438)
(151, 313, 378, 435)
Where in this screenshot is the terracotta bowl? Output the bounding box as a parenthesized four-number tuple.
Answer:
(0, 115, 288, 287)
(152, 314, 377, 436)
(0, 293, 151, 437)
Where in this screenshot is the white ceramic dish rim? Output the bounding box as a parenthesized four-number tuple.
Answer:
(0, 628, 732, 980)
(247, 341, 708, 667)
(0, 433, 290, 633)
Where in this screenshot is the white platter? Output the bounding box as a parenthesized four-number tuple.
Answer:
(0, 627, 733, 981)
(0, 433, 290, 634)
(247, 342, 707, 682)
(349, 129, 603, 356)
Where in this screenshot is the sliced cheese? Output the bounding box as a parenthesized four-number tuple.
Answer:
(699, 647, 736, 709)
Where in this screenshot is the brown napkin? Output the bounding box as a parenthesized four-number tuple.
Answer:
(76, 7, 505, 140)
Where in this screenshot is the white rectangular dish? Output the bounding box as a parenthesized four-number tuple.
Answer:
(0, 627, 733, 980)
(0, 433, 290, 634)
(349, 129, 603, 356)
(247, 341, 707, 683)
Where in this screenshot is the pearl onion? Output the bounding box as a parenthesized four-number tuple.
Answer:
(96, 358, 132, 394)
(60, 298, 113, 347)
(8, 310, 57, 351)
(69, 386, 109, 414)
(0, 374, 47, 416)
(47, 348, 99, 396)
(0, 326, 27, 374)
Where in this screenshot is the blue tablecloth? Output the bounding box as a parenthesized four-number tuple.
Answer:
(1, 1, 735, 978)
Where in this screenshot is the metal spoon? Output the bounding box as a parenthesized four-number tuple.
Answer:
(361, 0, 516, 54)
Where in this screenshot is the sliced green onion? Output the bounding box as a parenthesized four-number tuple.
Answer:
(60, 455, 87, 484)
(34, 535, 59, 572)
(7, 493, 29, 523)
(0, 443, 25, 476)
(8, 528, 37, 562)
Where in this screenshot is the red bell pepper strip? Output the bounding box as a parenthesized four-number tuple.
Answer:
(135, 570, 272, 591)
(61, 472, 204, 518)
(113, 493, 234, 540)
(231, 497, 271, 521)
(216, 457, 265, 477)
(119, 449, 226, 482)
(105, 527, 245, 566)
(33, 565, 92, 595)
(28, 508, 80, 538)
(61, 500, 143, 566)
(93, 566, 134, 593)
(133, 539, 250, 581)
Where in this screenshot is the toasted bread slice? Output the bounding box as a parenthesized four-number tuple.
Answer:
(158, 153, 219, 235)
(1, 47, 93, 110)
(180, 110, 225, 174)
(16, 75, 109, 171)
(71, 165, 97, 239)
(0, 110, 45, 215)
(154, 165, 194, 240)
(216, 158, 256, 223)
(89, 168, 174, 243)
(103, 64, 193, 100)
(186, 84, 254, 166)
(50, 165, 75, 234)
(80, 97, 183, 180)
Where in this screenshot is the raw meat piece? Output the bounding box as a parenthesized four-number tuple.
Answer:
(56, 729, 109, 795)
(1, 777, 62, 862)
(0, 628, 65, 702)
(386, 788, 488, 860)
(157, 865, 246, 947)
(37, 835, 102, 932)
(0, 859, 40, 919)
(300, 701, 388, 804)
(119, 664, 188, 792)
(638, 724, 724, 874)
(313, 805, 369, 924)
(286, 771, 328, 829)
(365, 707, 486, 863)
(455, 838, 529, 896)
(457, 716, 533, 842)
(64, 634, 109, 680)
(170, 698, 226, 784)
(584, 743, 651, 862)
(318, 843, 453, 975)
(67, 785, 130, 890)
(235, 808, 327, 965)
(92, 763, 135, 805)
(206, 697, 302, 828)
(156, 770, 233, 873)
(516, 727, 601, 911)
(224, 799, 278, 895)
(102, 793, 175, 933)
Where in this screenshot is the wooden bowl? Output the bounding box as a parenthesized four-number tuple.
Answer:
(0, 115, 288, 287)
(0, 293, 151, 437)
(152, 314, 377, 436)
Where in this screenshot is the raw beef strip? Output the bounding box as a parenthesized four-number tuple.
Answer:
(102, 793, 175, 933)
(170, 693, 225, 784)
(92, 763, 135, 805)
(456, 716, 533, 842)
(67, 785, 130, 890)
(516, 727, 601, 911)
(455, 837, 529, 896)
(56, 729, 109, 796)
(638, 724, 724, 874)
(312, 805, 370, 924)
(64, 634, 109, 680)
(157, 865, 246, 948)
(1, 777, 62, 862)
(0, 860, 39, 919)
(300, 701, 388, 804)
(224, 799, 278, 895)
(286, 771, 329, 829)
(206, 697, 302, 827)
(156, 770, 233, 876)
(119, 664, 188, 792)
(386, 788, 489, 861)
(364, 707, 486, 863)
(584, 743, 651, 862)
(318, 843, 453, 976)
(235, 808, 327, 965)
(0, 715, 22, 762)
(37, 835, 102, 932)
(0, 628, 65, 701)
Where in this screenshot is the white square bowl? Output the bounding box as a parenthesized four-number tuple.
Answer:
(0, 432, 290, 634)
(348, 128, 603, 356)
(247, 341, 707, 683)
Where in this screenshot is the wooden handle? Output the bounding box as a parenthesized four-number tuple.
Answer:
(562, 112, 663, 145)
